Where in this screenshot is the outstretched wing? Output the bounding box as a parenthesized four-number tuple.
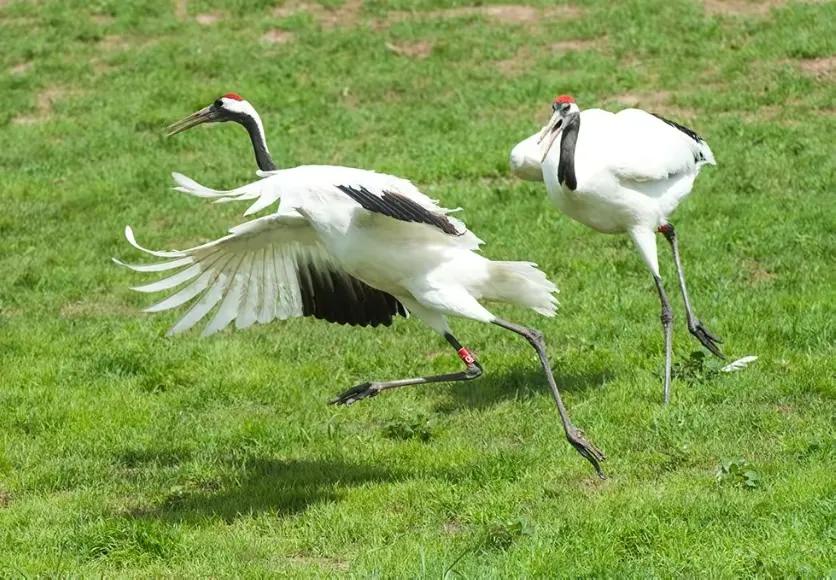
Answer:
(114, 214, 407, 336)
(172, 166, 479, 244)
(172, 172, 282, 216)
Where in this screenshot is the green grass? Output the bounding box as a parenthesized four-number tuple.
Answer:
(1, 0, 834, 576)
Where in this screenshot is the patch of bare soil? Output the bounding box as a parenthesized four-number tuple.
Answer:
(702, 0, 786, 16)
(580, 475, 607, 493)
(385, 40, 433, 59)
(453, 4, 541, 22)
(174, 0, 188, 20)
(494, 54, 527, 77)
(9, 61, 32, 75)
(262, 29, 295, 44)
(796, 56, 835, 80)
(379, 3, 581, 28)
(425, 4, 582, 23)
(98, 34, 129, 51)
(195, 11, 223, 25)
(272, 2, 583, 30)
(551, 37, 604, 53)
(495, 37, 604, 78)
(608, 90, 672, 109)
(0, 490, 10, 508)
(91, 60, 115, 75)
(91, 13, 114, 25)
(274, 0, 363, 29)
(286, 555, 349, 572)
(604, 90, 696, 119)
(744, 259, 777, 285)
(442, 520, 465, 535)
(91, 36, 156, 74)
(12, 86, 77, 125)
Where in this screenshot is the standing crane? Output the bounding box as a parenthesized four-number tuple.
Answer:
(115, 93, 606, 476)
(520, 95, 723, 403)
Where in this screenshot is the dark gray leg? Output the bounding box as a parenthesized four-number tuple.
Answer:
(329, 333, 483, 405)
(659, 223, 724, 359)
(492, 318, 606, 478)
(654, 275, 674, 405)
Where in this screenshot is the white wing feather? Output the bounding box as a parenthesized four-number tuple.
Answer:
(170, 166, 482, 248)
(173, 165, 448, 215)
(721, 355, 758, 373)
(115, 214, 324, 336)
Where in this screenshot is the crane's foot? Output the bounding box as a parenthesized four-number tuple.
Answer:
(689, 320, 724, 359)
(566, 427, 607, 479)
(330, 382, 380, 406)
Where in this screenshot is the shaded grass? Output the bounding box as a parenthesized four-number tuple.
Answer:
(0, 0, 834, 576)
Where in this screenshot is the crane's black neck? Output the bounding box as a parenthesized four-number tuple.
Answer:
(236, 113, 277, 172)
(557, 112, 579, 191)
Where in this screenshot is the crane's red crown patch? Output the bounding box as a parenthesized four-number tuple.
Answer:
(554, 95, 575, 104)
(222, 92, 244, 101)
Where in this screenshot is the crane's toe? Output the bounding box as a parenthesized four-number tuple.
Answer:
(566, 427, 607, 479)
(330, 382, 380, 406)
(689, 321, 724, 359)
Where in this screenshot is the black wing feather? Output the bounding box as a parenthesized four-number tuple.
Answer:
(651, 113, 704, 144)
(297, 262, 406, 327)
(336, 184, 460, 235)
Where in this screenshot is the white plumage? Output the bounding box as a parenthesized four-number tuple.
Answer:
(512, 95, 723, 402)
(115, 94, 607, 477)
(118, 166, 557, 337)
(509, 133, 545, 182)
(542, 107, 715, 258)
(512, 107, 715, 241)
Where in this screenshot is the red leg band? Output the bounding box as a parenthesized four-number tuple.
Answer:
(457, 347, 476, 365)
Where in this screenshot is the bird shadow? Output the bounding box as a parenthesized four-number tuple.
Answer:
(121, 368, 608, 525)
(437, 364, 612, 413)
(122, 373, 609, 525)
(132, 457, 434, 524)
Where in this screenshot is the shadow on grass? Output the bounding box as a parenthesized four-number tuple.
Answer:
(437, 364, 612, 412)
(136, 457, 422, 524)
(125, 369, 608, 525)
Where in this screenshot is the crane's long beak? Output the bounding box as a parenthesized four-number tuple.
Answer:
(537, 111, 564, 163)
(166, 105, 218, 137)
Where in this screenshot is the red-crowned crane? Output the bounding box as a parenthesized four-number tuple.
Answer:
(515, 95, 723, 404)
(115, 93, 606, 476)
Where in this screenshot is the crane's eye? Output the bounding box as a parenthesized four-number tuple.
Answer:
(552, 102, 560, 112)
(213, 99, 223, 108)
(561, 103, 570, 112)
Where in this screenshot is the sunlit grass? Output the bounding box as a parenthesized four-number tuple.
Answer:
(0, 0, 833, 575)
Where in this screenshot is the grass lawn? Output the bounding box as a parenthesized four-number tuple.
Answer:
(1, 0, 834, 576)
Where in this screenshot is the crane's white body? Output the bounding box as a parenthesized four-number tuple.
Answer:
(513, 108, 715, 276)
(509, 133, 545, 182)
(119, 165, 557, 337)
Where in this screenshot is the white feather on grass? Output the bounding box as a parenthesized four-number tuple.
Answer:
(721, 355, 758, 373)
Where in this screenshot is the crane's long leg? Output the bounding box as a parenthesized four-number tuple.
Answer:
(492, 318, 606, 478)
(653, 275, 674, 404)
(658, 224, 724, 359)
(329, 333, 482, 405)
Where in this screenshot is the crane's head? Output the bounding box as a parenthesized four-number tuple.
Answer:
(166, 93, 259, 136)
(538, 95, 580, 162)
